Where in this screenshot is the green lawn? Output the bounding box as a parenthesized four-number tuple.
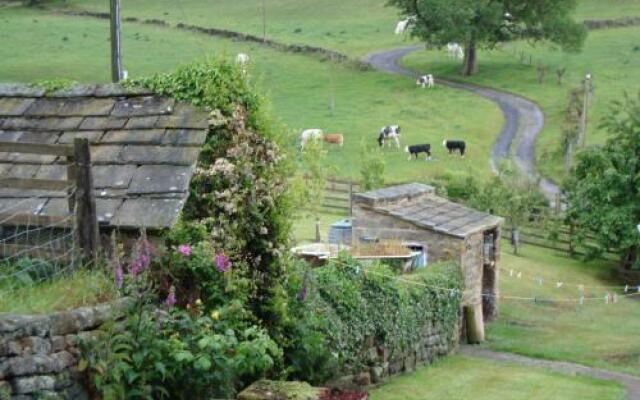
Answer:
(403, 26, 640, 181)
(488, 244, 640, 376)
(370, 355, 626, 400)
(0, 6, 502, 184)
(576, 0, 640, 19)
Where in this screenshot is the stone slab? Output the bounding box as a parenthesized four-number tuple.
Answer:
(111, 96, 174, 118)
(101, 129, 164, 145)
(162, 129, 206, 146)
(91, 165, 136, 189)
(78, 117, 127, 131)
(0, 98, 35, 117)
(120, 145, 199, 166)
(58, 130, 104, 144)
(128, 165, 192, 194)
(111, 198, 183, 229)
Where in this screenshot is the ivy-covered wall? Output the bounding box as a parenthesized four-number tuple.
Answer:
(287, 259, 463, 386)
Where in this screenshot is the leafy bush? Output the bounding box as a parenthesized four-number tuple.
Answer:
(359, 141, 385, 191)
(82, 301, 280, 399)
(285, 256, 462, 383)
(129, 59, 295, 336)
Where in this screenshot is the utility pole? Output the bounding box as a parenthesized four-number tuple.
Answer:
(262, 0, 266, 43)
(110, 0, 123, 83)
(578, 73, 592, 148)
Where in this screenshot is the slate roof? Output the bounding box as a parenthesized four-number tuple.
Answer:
(355, 183, 503, 238)
(0, 83, 209, 230)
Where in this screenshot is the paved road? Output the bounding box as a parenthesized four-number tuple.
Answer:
(461, 346, 640, 399)
(364, 46, 559, 202)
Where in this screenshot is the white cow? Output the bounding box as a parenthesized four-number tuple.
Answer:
(236, 53, 250, 73)
(300, 129, 323, 150)
(447, 43, 464, 60)
(394, 16, 416, 35)
(416, 74, 435, 89)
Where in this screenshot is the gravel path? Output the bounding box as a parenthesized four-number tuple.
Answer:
(364, 46, 559, 202)
(461, 346, 640, 399)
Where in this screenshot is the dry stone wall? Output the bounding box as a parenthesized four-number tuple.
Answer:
(0, 300, 126, 399)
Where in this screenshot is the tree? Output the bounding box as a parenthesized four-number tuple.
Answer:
(564, 92, 640, 270)
(469, 161, 547, 254)
(387, 0, 586, 75)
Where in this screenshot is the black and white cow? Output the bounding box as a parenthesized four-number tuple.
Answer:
(416, 74, 434, 89)
(405, 144, 431, 160)
(443, 140, 466, 156)
(378, 125, 401, 148)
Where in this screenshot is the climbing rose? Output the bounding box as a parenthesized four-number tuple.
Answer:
(178, 245, 192, 257)
(165, 286, 177, 308)
(215, 252, 231, 272)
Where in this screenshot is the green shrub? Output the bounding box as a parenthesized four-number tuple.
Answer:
(285, 256, 462, 383)
(82, 300, 280, 399)
(129, 59, 295, 336)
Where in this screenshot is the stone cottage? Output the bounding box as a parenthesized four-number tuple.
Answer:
(352, 183, 503, 342)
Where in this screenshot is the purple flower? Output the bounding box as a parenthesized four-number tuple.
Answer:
(114, 263, 124, 289)
(178, 245, 192, 257)
(130, 260, 141, 279)
(215, 252, 231, 273)
(165, 286, 177, 308)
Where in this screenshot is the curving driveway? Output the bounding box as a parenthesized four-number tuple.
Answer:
(364, 46, 559, 202)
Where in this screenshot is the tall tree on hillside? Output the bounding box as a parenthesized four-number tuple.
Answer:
(564, 92, 640, 270)
(387, 0, 586, 75)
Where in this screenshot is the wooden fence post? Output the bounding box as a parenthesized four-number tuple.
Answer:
(73, 138, 99, 264)
(349, 181, 354, 216)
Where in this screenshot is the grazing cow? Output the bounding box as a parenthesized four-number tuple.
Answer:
(394, 17, 414, 35)
(405, 144, 431, 160)
(323, 133, 344, 146)
(300, 129, 323, 150)
(236, 53, 250, 73)
(378, 125, 401, 148)
(416, 74, 435, 89)
(443, 140, 466, 157)
(446, 43, 464, 60)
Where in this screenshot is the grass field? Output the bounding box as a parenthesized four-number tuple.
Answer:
(0, 6, 502, 184)
(51, 0, 640, 58)
(370, 355, 626, 400)
(489, 245, 640, 376)
(403, 26, 640, 180)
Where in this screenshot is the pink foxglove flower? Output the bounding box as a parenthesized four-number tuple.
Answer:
(114, 263, 124, 289)
(178, 245, 192, 257)
(165, 286, 177, 308)
(215, 252, 231, 272)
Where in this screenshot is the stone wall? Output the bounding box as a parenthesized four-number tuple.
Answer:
(0, 300, 125, 399)
(330, 317, 457, 390)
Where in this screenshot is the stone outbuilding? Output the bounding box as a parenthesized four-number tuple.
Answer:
(0, 83, 209, 234)
(352, 183, 503, 342)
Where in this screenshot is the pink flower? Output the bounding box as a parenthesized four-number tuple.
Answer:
(178, 245, 192, 257)
(114, 263, 124, 289)
(165, 286, 177, 308)
(215, 252, 231, 272)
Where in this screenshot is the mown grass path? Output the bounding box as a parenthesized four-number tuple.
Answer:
(461, 346, 640, 400)
(365, 46, 559, 202)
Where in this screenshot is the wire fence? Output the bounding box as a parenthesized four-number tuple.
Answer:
(0, 187, 80, 299)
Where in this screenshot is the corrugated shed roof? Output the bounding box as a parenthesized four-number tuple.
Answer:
(357, 183, 503, 238)
(0, 83, 209, 230)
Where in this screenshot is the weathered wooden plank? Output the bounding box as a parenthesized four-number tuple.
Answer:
(0, 178, 73, 191)
(73, 138, 99, 264)
(0, 141, 74, 156)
